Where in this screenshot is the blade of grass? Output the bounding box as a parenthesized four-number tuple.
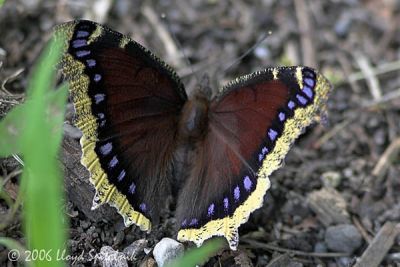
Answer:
(166, 239, 224, 267)
(18, 36, 68, 267)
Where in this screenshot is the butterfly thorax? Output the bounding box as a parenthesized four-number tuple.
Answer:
(178, 90, 209, 142)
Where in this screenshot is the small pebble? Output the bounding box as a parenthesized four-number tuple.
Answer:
(324, 224, 362, 253)
(153, 238, 184, 267)
(321, 171, 342, 188)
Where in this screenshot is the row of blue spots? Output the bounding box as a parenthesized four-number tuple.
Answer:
(258, 70, 317, 166)
(73, 26, 151, 215)
(181, 218, 198, 227)
(206, 176, 252, 217)
(263, 72, 317, 153)
(303, 81, 314, 98)
(180, 174, 256, 227)
(97, 140, 145, 213)
(294, 71, 316, 105)
(71, 29, 102, 86)
(99, 142, 124, 184)
(302, 72, 316, 100)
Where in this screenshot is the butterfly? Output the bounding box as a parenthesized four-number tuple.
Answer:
(55, 20, 331, 250)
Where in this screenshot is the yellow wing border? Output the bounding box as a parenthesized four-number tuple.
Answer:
(54, 21, 151, 231)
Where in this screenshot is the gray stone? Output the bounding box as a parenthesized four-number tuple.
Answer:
(153, 238, 184, 267)
(307, 188, 350, 226)
(325, 224, 363, 253)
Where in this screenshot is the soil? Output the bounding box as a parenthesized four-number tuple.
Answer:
(0, 0, 400, 266)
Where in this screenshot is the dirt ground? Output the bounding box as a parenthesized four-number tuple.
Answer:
(0, 0, 400, 266)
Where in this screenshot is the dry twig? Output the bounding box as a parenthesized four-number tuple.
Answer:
(142, 5, 185, 69)
(354, 222, 400, 267)
(294, 0, 316, 67)
(372, 137, 400, 179)
(352, 216, 373, 244)
(241, 239, 350, 258)
(353, 51, 382, 101)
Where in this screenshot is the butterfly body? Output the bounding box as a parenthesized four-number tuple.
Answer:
(55, 20, 331, 250)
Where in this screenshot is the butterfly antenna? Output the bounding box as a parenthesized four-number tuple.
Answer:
(221, 31, 272, 75)
(160, 13, 200, 84)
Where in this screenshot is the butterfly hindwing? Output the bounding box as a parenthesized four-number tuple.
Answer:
(176, 67, 331, 249)
(56, 20, 187, 230)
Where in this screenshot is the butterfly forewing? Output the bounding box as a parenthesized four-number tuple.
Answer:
(56, 20, 187, 230)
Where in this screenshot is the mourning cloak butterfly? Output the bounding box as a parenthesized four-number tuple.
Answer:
(55, 20, 331, 250)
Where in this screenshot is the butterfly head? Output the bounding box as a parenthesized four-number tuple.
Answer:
(197, 73, 212, 100)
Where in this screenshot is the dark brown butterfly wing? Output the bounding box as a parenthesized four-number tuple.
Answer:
(177, 67, 331, 249)
(56, 20, 187, 230)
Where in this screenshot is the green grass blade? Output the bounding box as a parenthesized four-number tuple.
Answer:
(19, 36, 68, 267)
